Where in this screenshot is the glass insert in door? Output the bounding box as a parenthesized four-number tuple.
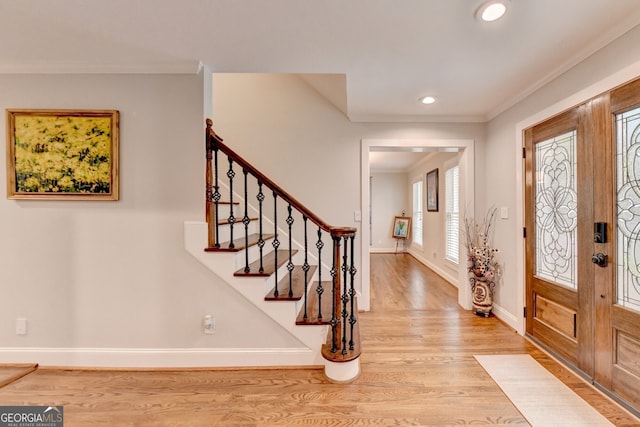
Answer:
(616, 107, 640, 312)
(535, 130, 578, 289)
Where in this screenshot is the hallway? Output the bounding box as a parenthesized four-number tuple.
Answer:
(363, 254, 637, 425)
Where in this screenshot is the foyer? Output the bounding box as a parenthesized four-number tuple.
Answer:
(0, 254, 635, 426)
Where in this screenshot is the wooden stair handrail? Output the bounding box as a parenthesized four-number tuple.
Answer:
(206, 119, 356, 238)
(205, 118, 360, 366)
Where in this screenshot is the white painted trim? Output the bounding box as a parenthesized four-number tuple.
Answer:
(361, 138, 475, 312)
(487, 14, 640, 121)
(324, 358, 360, 383)
(409, 249, 517, 329)
(514, 58, 640, 336)
(0, 60, 201, 75)
(490, 303, 519, 332)
(0, 347, 318, 368)
(350, 113, 486, 123)
(370, 247, 397, 253)
(408, 250, 458, 288)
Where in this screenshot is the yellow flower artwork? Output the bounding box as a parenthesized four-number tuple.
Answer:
(6, 110, 119, 200)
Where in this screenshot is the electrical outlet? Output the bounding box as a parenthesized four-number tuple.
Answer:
(16, 318, 27, 335)
(203, 315, 215, 335)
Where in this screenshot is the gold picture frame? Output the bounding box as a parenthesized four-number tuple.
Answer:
(6, 109, 119, 200)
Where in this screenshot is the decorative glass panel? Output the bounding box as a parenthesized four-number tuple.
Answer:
(535, 130, 578, 289)
(616, 107, 640, 312)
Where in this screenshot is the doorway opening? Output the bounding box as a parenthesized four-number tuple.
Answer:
(360, 138, 475, 312)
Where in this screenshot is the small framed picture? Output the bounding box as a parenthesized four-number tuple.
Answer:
(392, 216, 411, 239)
(426, 168, 439, 212)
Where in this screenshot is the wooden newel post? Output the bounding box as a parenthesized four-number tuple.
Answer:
(329, 227, 357, 353)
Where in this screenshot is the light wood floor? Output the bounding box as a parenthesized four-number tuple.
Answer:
(0, 253, 638, 426)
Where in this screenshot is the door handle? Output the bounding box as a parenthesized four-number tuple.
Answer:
(592, 253, 608, 267)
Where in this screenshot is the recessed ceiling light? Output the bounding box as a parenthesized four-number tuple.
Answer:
(420, 96, 436, 105)
(476, 1, 508, 22)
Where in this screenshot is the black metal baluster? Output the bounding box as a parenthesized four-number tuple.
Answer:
(315, 228, 324, 320)
(349, 234, 357, 350)
(341, 235, 349, 354)
(302, 216, 310, 319)
(272, 192, 280, 297)
(286, 204, 294, 298)
(256, 182, 265, 273)
(212, 146, 221, 248)
(330, 235, 339, 353)
(226, 157, 236, 249)
(242, 169, 250, 273)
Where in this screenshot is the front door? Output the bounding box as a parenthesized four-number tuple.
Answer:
(525, 77, 640, 410)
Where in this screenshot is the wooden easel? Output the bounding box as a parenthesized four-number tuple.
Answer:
(394, 237, 407, 254)
(392, 211, 411, 254)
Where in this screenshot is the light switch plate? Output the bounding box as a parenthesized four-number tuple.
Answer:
(500, 207, 509, 219)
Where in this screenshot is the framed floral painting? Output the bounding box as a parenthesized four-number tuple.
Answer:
(6, 109, 119, 200)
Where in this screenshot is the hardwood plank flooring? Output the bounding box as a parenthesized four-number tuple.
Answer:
(0, 253, 637, 426)
(0, 363, 37, 388)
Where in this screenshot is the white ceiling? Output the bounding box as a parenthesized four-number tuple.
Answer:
(3, 0, 640, 123)
(2, 0, 640, 170)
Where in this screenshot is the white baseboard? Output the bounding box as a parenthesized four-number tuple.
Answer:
(407, 250, 458, 286)
(489, 303, 520, 332)
(0, 347, 323, 368)
(406, 250, 519, 331)
(370, 247, 396, 253)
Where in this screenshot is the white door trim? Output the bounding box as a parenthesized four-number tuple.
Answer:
(360, 138, 475, 311)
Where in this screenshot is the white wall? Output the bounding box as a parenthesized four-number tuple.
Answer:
(0, 72, 302, 366)
(224, 25, 640, 331)
(6, 21, 639, 365)
(370, 172, 408, 252)
(213, 22, 640, 329)
(212, 73, 486, 312)
(406, 152, 459, 282)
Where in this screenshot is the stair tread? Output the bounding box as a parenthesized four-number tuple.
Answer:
(217, 217, 259, 225)
(205, 233, 274, 252)
(234, 249, 298, 277)
(265, 265, 318, 301)
(295, 281, 334, 325)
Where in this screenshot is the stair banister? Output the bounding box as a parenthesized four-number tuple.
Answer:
(205, 119, 359, 365)
(206, 120, 354, 236)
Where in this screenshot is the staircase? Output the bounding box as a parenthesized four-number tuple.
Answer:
(185, 119, 361, 382)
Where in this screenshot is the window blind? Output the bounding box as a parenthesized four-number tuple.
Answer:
(412, 180, 423, 246)
(445, 166, 459, 263)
